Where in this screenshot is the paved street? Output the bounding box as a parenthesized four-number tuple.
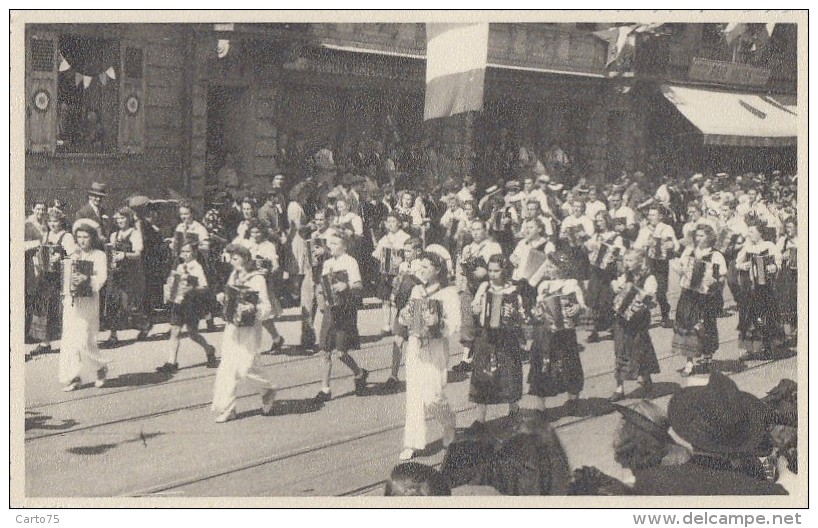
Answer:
(23, 282, 797, 498)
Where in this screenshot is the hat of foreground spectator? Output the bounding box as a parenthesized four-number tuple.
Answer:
(667, 372, 767, 455)
(384, 462, 451, 496)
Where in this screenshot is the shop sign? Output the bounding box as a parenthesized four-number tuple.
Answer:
(688, 57, 771, 87)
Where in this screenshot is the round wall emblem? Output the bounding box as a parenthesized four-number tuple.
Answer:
(32, 89, 50, 112)
(125, 94, 140, 115)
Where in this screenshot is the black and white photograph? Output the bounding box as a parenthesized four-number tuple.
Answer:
(10, 9, 806, 510)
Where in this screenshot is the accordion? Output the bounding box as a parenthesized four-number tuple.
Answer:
(750, 253, 776, 286)
(106, 239, 132, 272)
(223, 284, 259, 327)
(482, 292, 520, 329)
(533, 292, 579, 332)
(380, 247, 405, 275)
(62, 258, 94, 299)
(307, 237, 327, 268)
(407, 298, 444, 339)
(612, 284, 651, 321)
(681, 258, 720, 295)
(38, 243, 65, 274)
(254, 256, 274, 274)
(564, 224, 589, 247)
(164, 271, 199, 305)
(717, 229, 741, 254)
(612, 217, 628, 231)
(647, 236, 673, 260)
(174, 231, 200, 255)
(590, 242, 622, 271)
(519, 248, 549, 283)
(321, 270, 351, 308)
(785, 247, 797, 270)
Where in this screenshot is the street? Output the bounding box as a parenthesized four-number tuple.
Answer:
(23, 282, 797, 498)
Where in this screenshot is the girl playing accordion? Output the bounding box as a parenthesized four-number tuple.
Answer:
(155, 241, 217, 374)
(671, 224, 727, 377)
(528, 252, 587, 410)
(609, 250, 660, 401)
(372, 212, 411, 336)
(211, 244, 277, 423)
(59, 221, 110, 392)
(469, 254, 528, 423)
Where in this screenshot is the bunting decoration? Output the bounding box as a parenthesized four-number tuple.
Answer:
(59, 53, 116, 89)
(723, 23, 747, 45)
(592, 23, 670, 70)
(723, 23, 777, 55)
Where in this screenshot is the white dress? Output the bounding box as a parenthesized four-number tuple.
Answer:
(58, 249, 109, 385)
(399, 284, 461, 450)
(211, 270, 273, 415)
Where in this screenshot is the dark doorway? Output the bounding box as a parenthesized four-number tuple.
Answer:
(206, 85, 253, 188)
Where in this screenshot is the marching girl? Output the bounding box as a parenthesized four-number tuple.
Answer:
(246, 220, 285, 353)
(397, 250, 459, 461)
(232, 196, 260, 245)
(171, 201, 214, 329)
(372, 212, 411, 336)
(583, 211, 625, 343)
(103, 207, 149, 348)
(394, 190, 425, 237)
(314, 231, 368, 403)
(717, 199, 748, 314)
(735, 223, 784, 361)
(671, 224, 727, 377)
(509, 217, 554, 351)
(59, 221, 110, 391)
(558, 199, 595, 289)
(155, 241, 218, 373)
(29, 208, 77, 357)
(776, 217, 797, 343)
(385, 237, 425, 390)
(527, 252, 587, 410)
(211, 244, 277, 423)
(609, 250, 661, 401)
(469, 254, 528, 424)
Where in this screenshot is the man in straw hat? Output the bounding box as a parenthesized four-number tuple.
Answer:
(74, 181, 110, 241)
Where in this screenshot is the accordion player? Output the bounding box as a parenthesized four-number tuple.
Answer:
(680, 257, 720, 295)
(612, 284, 652, 322)
(647, 236, 674, 261)
(750, 253, 776, 286)
(482, 291, 521, 329)
(406, 298, 444, 339)
(380, 247, 405, 276)
(533, 292, 579, 332)
(106, 239, 132, 273)
(223, 284, 259, 327)
(173, 231, 200, 256)
(62, 258, 94, 299)
(307, 237, 327, 269)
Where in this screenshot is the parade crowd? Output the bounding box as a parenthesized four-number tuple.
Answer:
(23, 143, 799, 496)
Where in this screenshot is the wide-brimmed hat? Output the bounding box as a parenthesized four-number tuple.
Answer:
(667, 372, 767, 455)
(88, 182, 108, 197)
(613, 401, 674, 445)
(484, 185, 502, 196)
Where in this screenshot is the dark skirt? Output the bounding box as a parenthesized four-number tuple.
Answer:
(776, 268, 797, 326)
(459, 290, 477, 345)
(105, 267, 147, 331)
(169, 298, 203, 329)
(528, 326, 584, 398)
(376, 273, 397, 301)
(585, 266, 616, 331)
(319, 305, 360, 353)
(613, 311, 661, 381)
(671, 288, 720, 358)
(469, 329, 523, 405)
(29, 271, 63, 342)
(737, 282, 784, 353)
(568, 246, 590, 281)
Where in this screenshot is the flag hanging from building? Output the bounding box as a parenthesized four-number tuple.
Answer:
(424, 23, 489, 121)
(592, 25, 637, 67)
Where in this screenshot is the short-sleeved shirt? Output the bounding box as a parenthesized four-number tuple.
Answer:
(321, 253, 362, 285)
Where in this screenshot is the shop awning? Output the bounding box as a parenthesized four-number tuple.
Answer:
(661, 84, 797, 147)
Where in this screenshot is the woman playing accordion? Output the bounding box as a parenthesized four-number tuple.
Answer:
(609, 250, 661, 402)
(671, 224, 727, 377)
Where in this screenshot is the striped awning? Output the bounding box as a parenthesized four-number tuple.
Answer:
(661, 84, 797, 147)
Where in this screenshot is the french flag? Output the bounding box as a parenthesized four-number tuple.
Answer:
(424, 23, 489, 121)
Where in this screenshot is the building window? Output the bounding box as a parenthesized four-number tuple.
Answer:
(56, 35, 120, 153)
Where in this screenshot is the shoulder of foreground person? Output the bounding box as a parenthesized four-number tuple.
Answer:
(632, 464, 788, 496)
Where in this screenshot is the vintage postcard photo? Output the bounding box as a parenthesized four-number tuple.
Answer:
(9, 9, 807, 509)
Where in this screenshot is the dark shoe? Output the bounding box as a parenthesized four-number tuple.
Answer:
(661, 318, 674, 329)
(354, 369, 369, 395)
(156, 362, 179, 374)
(587, 331, 600, 344)
(383, 376, 400, 393)
(608, 391, 625, 402)
(205, 346, 219, 368)
(103, 336, 120, 349)
(267, 336, 285, 354)
(136, 324, 153, 341)
(451, 361, 472, 373)
(314, 390, 332, 403)
(32, 344, 52, 357)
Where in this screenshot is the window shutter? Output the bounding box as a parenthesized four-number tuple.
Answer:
(118, 43, 145, 154)
(26, 32, 58, 153)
